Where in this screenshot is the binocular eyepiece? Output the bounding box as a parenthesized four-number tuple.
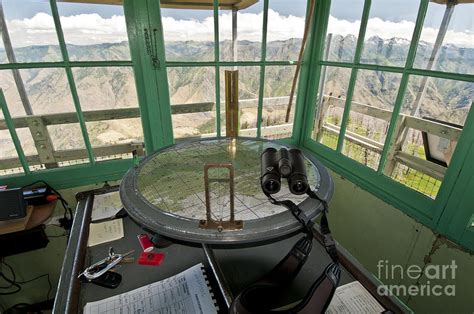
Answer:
(260, 147, 309, 195)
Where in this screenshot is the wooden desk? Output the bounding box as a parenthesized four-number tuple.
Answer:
(54, 187, 410, 313)
(0, 202, 56, 235)
(0, 201, 57, 257)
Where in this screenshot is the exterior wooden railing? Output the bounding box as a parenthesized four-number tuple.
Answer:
(0, 95, 461, 182)
(316, 96, 460, 180)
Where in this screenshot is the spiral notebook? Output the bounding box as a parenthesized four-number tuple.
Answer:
(83, 263, 218, 314)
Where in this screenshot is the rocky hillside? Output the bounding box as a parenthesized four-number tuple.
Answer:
(0, 37, 472, 158)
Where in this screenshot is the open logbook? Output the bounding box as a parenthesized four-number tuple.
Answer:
(83, 263, 218, 314)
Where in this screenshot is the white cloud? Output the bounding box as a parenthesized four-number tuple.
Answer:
(4, 11, 473, 48)
(162, 9, 305, 42)
(7, 12, 128, 47)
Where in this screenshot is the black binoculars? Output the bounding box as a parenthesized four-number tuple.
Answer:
(260, 147, 309, 195)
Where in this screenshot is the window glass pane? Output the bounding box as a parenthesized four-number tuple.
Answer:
(262, 65, 296, 139)
(20, 68, 75, 114)
(0, 39, 6, 63)
(414, 1, 474, 75)
(360, 0, 418, 67)
(161, 8, 214, 62)
(86, 118, 143, 149)
(0, 0, 62, 63)
(19, 67, 87, 153)
(168, 67, 216, 139)
(73, 66, 142, 160)
(0, 70, 27, 117)
(220, 66, 259, 137)
(219, 1, 263, 62)
(73, 67, 138, 110)
(342, 70, 403, 170)
(401, 76, 473, 126)
(266, 0, 307, 61)
(0, 129, 24, 175)
(385, 76, 473, 198)
(312, 66, 352, 150)
(57, 2, 130, 61)
(47, 123, 85, 151)
(324, 0, 364, 62)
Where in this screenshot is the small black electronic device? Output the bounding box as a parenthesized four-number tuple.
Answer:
(22, 185, 51, 206)
(260, 147, 309, 195)
(0, 188, 26, 221)
(80, 271, 122, 289)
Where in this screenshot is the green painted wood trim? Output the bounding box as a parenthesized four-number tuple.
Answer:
(49, 0, 95, 165)
(213, 0, 221, 137)
(0, 90, 30, 174)
(124, 0, 155, 153)
(165, 60, 297, 67)
(335, 0, 371, 153)
(304, 140, 435, 225)
(435, 103, 474, 236)
(0, 60, 133, 70)
(256, 0, 269, 138)
(318, 61, 474, 83)
(146, 0, 174, 147)
(377, 0, 429, 173)
(298, 0, 331, 146)
(0, 158, 134, 190)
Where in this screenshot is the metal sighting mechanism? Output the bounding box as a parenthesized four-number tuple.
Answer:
(225, 70, 240, 137)
(199, 163, 243, 232)
(260, 147, 309, 195)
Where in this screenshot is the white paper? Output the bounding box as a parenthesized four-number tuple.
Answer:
(87, 219, 124, 247)
(326, 281, 385, 314)
(91, 191, 123, 222)
(84, 263, 217, 314)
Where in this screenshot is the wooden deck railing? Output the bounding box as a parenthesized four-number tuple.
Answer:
(0, 95, 461, 183)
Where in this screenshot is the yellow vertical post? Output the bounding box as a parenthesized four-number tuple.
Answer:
(225, 70, 240, 137)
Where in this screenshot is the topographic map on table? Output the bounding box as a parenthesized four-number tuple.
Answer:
(137, 138, 321, 221)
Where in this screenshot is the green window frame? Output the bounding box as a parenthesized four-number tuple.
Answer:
(1, 0, 472, 251)
(300, 0, 474, 251)
(0, 0, 140, 188)
(124, 0, 314, 149)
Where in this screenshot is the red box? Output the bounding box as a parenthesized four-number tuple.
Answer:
(138, 252, 165, 266)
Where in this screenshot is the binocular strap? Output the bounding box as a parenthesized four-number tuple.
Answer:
(230, 194, 341, 313)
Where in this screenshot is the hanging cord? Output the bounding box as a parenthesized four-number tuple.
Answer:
(285, 0, 317, 122)
(0, 259, 52, 299)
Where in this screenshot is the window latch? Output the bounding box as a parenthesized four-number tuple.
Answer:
(144, 28, 160, 69)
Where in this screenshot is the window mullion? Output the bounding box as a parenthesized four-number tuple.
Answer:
(213, 0, 221, 137)
(377, 0, 429, 174)
(335, 0, 371, 153)
(256, 0, 269, 138)
(49, 0, 95, 165)
(298, 0, 330, 145)
(0, 90, 30, 173)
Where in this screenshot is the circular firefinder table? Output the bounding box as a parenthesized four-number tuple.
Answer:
(120, 138, 333, 245)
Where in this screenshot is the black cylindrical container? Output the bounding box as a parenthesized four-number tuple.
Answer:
(287, 149, 309, 195)
(278, 148, 292, 178)
(260, 147, 281, 194)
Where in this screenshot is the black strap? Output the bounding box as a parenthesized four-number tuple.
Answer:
(230, 191, 341, 313)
